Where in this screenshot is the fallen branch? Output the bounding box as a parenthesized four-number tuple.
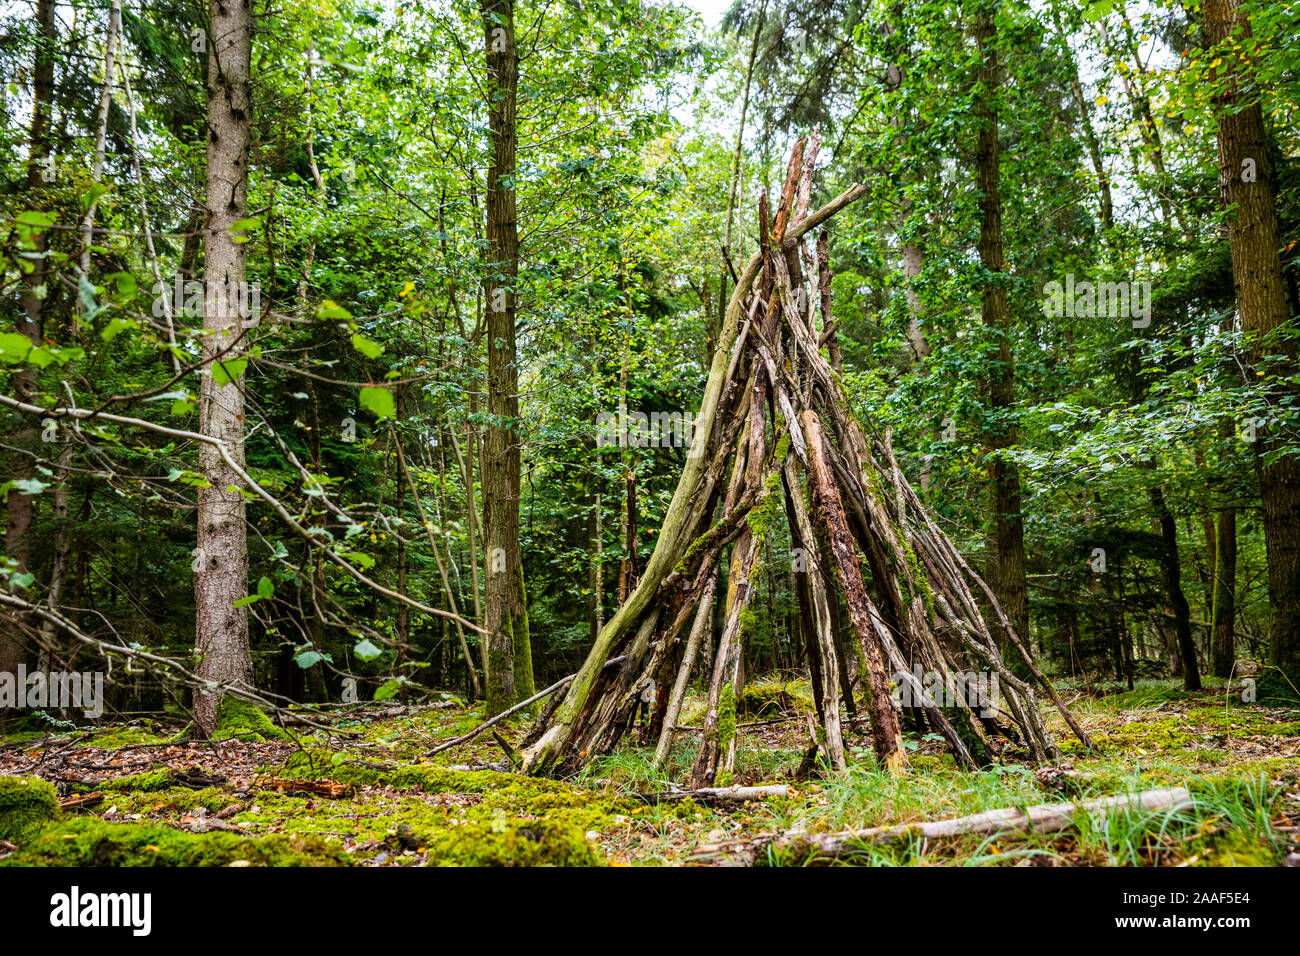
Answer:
(633, 784, 796, 806)
(691, 786, 1193, 863)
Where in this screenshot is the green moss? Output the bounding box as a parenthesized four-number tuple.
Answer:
(1070, 706, 1299, 757)
(676, 512, 733, 576)
(1253, 667, 1300, 706)
(212, 697, 292, 743)
(1188, 829, 1280, 867)
(738, 681, 814, 718)
(280, 750, 639, 834)
(84, 725, 170, 749)
(774, 432, 791, 462)
(738, 605, 758, 636)
(746, 470, 785, 539)
(906, 753, 957, 771)
(0, 775, 60, 844)
(901, 539, 935, 618)
(100, 767, 175, 793)
(1, 817, 348, 867)
(426, 818, 602, 866)
(104, 787, 237, 816)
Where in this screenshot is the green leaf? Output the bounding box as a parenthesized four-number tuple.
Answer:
(212, 358, 249, 386)
(81, 183, 110, 210)
(256, 575, 274, 599)
(359, 385, 396, 419)
(100, 317, 137, 341)
(228, 217, 261, 243)
(0, 332, 32, 363)
(295, 650, 325, 669)
(78, 275, 105, 321)
(15, 210, 55, 228)
(317, 300, 352, 320)
(105, 271, 136, 298)
(25, 346, 58, 369)
(232, 593, 261, 608)
(10, 478, 48, 495)
(339, 550, 376, 570)
(350, 333, 385, 359)
(1084, 0, 1113, 20)
(353, 639, 383, 661)
(373, 678, 403, 701)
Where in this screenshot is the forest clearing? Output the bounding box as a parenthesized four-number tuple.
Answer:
(0, 676, 1297, 868)
(0, 0, 1297, 928)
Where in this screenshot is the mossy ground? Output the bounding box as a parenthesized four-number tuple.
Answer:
(1, 677, 1295, 866)
(2, 818, 348, 866)
(213, 697, 293, 743)
(0, 775, 59, 843)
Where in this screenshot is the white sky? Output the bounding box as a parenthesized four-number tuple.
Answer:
(681, 0, 731, 28)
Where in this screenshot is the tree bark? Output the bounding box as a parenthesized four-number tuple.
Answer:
(801, 410, 903, 771)
(974, 6, 1032, 667)
(5, 0, 57, 600)
(1212, 505, 1237, 679)
(1150, 483, 1201, 690)
(482, 0, 533, 714)
(194, 0, 255, 734)
(1206, 0, 1300, 682)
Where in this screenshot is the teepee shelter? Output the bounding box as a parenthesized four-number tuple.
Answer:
(520, 138, 1090, 785)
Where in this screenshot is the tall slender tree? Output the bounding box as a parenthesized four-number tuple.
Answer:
(482, 0, 533, 715)
(194, 0, 255, 734)
(2, 0, 58, 678)
(973, 0, 1031, 662)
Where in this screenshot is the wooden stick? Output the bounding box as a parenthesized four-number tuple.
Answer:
(801, 409, 905, 772)
(635, 783, 795, 806)
(693, 787, 1193, 863)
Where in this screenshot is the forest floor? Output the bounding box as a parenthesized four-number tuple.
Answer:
(1, 677, 1297, 866)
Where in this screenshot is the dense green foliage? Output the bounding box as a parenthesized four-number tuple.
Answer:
(0, 0, 1297, 728)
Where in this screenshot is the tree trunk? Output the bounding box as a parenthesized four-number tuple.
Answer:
(1206, 0, 1300, 683)
(1212, 505, 1237, 678)
(194, 0, 255, 734)
(974, 6, 1032, 667)
(41, 0, 121, 658)
(1150, 483, 1201, 690)
(482, 0, 533, 714)
(5, 0, 57, 599)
